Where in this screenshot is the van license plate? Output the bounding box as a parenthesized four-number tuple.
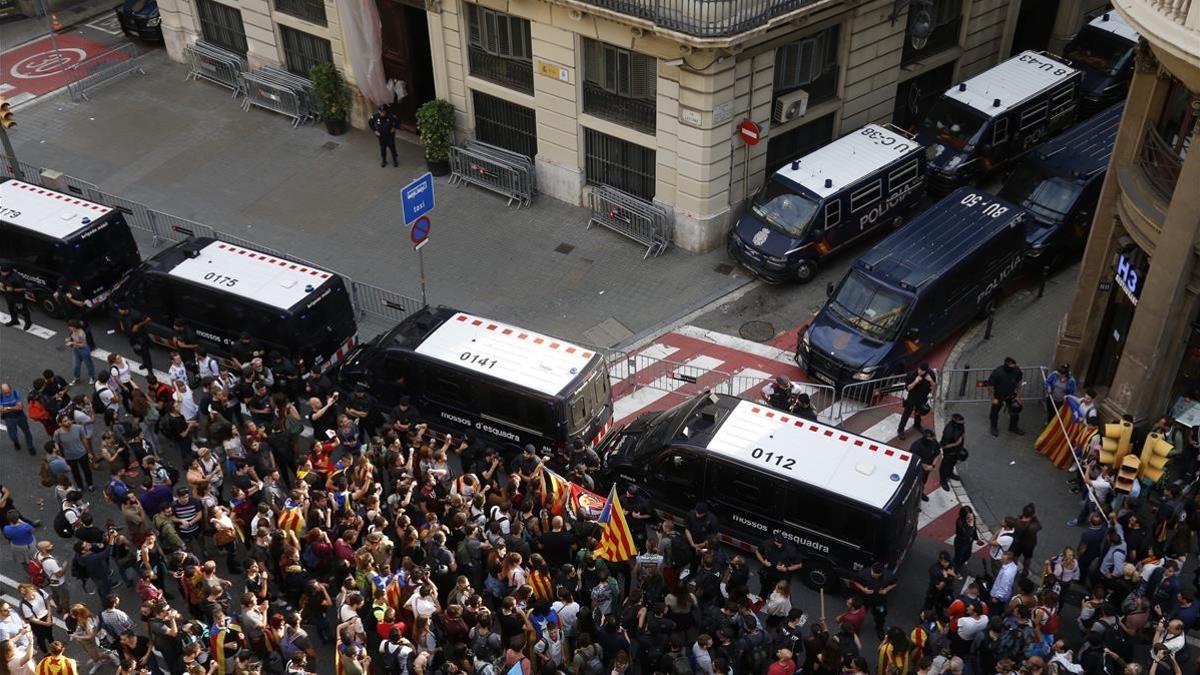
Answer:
(812, 370, 834, 385)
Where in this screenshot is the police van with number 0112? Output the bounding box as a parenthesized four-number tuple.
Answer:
(108, 237, 358, 368)
(334, 307, 614, 452)
(727, 124, 926, 283)
(917, 51, 1082, 193)
(798, 188, 1028, 388)
(1063, 11, 1137, 113)
(0, 180, 141, 317)
(601, 392, 923, 589)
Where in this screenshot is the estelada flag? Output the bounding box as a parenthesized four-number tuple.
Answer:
(385, 574, 404, 611)
(35, 655, 77, 675)
(593, 486, 637, 563)
(277, 505, 305, 537)
(541, 468, 571, 517)
(1035, 402, 1094, 470)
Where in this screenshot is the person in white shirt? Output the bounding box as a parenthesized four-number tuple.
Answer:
(94, 373, 120, 427)
(0, 601, 31, 650)
(551, 589, 581, 639)
(1155, 619, 1187, 654)
(34, 542, 69, 613)
(195, 349, 220, 381)
(954, 605, 989, 642)
(990, 551, 1019, 606)
(988, 518, 1015, 577)
(167, 353, 189, 387)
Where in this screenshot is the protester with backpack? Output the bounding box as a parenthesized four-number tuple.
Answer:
(31, 542, 68, 616)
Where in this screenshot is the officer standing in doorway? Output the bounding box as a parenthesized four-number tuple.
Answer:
(369, 104, 400, 168)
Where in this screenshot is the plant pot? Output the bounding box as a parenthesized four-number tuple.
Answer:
(426, 157, 451, 177)
(324, 117, 348, 135)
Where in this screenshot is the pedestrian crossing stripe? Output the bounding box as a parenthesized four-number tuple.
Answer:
(0, 311, 56, 339)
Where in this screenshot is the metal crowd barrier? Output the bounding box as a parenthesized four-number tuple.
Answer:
(184, 41, 247, 96)
(259, 66, 319, 122)
(938, 365, 1047, 405)
(349, 280, 426, 324)
(587, 184, 673, 258)
(66, 43, 148, 102)
(241, 69, 308, 127)
(448, 139, 536, 207)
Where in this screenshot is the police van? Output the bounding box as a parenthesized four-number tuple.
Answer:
(1000, 102, 1122, 267)
(727, 124, 925, 283)
(601, 392, 922, 589)
(917, 51, 1082, 193)
(335, 307, 613, 451)
(1063, 11, 1138, 113)
(0, 180, 141, 317)
(798, 188, 1027, 387)
(108, 237, 357, 367)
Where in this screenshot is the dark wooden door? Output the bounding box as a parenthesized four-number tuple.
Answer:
(376, 0, 435, 130)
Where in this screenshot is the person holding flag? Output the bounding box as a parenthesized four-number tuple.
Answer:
(593, 486, 638, 564)
(34, 641, 76, 675)
(276, 491, 307, 539)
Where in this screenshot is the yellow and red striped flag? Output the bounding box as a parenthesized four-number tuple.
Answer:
(541, 468, 571, 517)
(593, 486, 637, 563)
(384, 574, 404, 611)
(35, 655, 78, 675)
(277, 506, 305, 537)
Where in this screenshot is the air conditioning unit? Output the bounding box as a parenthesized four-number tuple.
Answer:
(773, 89, 809, 123)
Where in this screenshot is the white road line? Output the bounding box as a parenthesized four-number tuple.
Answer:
(90, 348, 171, 382)
(612, 354, 725, 422)
(635, 343, 679, 363)
(609, 343, 680, 386)
(7, 93, 35, 106)
(918, 482, 960, 530)
(0, 312, 57, 340)
(0, 84, 13, 94)
(859, 412, 903, 445)
(674, 325, 795, 366)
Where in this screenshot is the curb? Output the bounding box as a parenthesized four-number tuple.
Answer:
(613, 275, 759, 352)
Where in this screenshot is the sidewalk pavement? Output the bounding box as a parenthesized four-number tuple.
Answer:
(7, 50, 747, 346)
(941, 268, 1084, 576)
(0, 0, 116, 51)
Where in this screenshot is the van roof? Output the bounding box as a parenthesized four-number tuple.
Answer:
(1031, 103, 1123, 179)
(0, 180, 113, 240)
(415, 312, 598, 397)
(1086, 11, 1138, 43)
(705, 399, 913, 509)
(773, 124, 921, 199)
(944, 51, 1079, 116)
(857, 188, 1025, 290)
(166, 239, 336, 311)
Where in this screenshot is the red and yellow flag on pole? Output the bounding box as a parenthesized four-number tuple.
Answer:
(593, 486, 637, 563)
(541, 468, 571, 517)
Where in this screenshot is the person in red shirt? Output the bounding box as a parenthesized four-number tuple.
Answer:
(836, 596, 867, 636)
(767, 648, 797, 675)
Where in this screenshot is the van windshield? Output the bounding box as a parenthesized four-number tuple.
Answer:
(1001, 164, 1081, 220)
(751, 180, 819, 238)
(827, 271, 913, 341)
(294, 280, 357, 350)
(568, 365, 611, 434)
(921, 99, 986, 151)
(1065, 26, 1133, 75)
(67, 217, 141, 289)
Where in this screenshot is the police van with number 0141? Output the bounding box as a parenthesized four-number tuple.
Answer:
(108, 237, 358, 368)
(917, 51, 1082, 194)
(1063, 11, 1137, 113)
(727, 124, 926, 283)
(600, 392, 922, 590)
(334, 307, 614, 452)
(798, 188, 1028, 388)
(0, 180, 141, 318)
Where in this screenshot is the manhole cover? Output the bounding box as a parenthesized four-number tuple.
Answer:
(554, 243, 575, 255)
(739, 320, 775, 342)
(321, 141, 339, 150)
(714, 263, 734, 275)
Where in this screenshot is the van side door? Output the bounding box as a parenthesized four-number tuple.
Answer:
(648, 448, 706, 513)
(174, 284, 239, 353)
(704, 460, 786, 545)
(846, 179, 883, 242)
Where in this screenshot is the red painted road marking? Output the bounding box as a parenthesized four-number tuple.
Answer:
(0, 33, 128, 99)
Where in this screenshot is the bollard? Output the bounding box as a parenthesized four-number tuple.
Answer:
(958, 364, 970, 398)
(984, 310, 995, 340)
(1037, 265, 1049, 299)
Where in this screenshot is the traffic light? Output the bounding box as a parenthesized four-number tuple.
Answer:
(0, 96, 13, 129)
(1115, 455, 1140, 494)
(1099, 420, 1133, 466)
(1138, 431, 1173, 484)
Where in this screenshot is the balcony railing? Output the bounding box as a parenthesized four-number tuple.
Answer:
(468, 46, 534, 95)
(582, 82, 656, 134)
(274, 0, 326, 25)
(1138, 125, 1184, 201)
(1140, 0, 1193, 23)
(581, 0, 819, 38)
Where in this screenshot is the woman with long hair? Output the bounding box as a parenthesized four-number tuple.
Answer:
(0, 638, 36, 675)
(953, 506, 985, 571)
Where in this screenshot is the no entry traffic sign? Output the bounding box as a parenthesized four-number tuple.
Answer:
(410, 215, 431, 250)
(738, 119, 761, 146)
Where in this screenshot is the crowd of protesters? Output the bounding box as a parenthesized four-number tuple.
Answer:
(0, 326, 1198, 675)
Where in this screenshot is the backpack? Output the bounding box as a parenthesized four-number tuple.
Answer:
(25, 555, 48, 587)
(741, 632, 771, 674)
(380, 642, 412, 675)
(578, 645, 604, 675)
(669, 650, 693, 675)
(300, 545, 320, 570)
(39, 460, 56, 488)
(92, 387, 109, 412)
(994, 619, 1035, 661)
(53, 508, 75, 538)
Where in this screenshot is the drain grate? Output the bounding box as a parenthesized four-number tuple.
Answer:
(739, 320, 775, 343)
(714, 263, 734, 275)
(554, 243, 575, 255)
(321, 141, 339, 150)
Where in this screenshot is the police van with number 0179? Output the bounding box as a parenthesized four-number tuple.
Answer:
(917, 51, 1082, 193)
(334, 307, 614, 452)
(108, 237, 358, 368)
(798, 188, 1027, 388)
(1063, 11, 1137, 113)
(601, 392, 923, 589)
(0, 180, 141, 317)
(727, 124, 926, 283)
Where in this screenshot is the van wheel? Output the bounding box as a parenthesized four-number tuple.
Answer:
(801, 561, 841, 592)
(38, 293, 63, 319)
(795, 260, 818, 284)
(890, 215, 905, 230)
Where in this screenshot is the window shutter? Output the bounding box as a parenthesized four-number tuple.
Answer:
(584, 39, 604, 87)
(467, 5, 481, 47)
(616, 49, 631, 96)
(630, 52, 655, 100)
(774, 43, 797, 90)
(603, 44, 618, 93)
(484, 11, 499, 55)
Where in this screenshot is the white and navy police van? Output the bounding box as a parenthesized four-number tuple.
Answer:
(1063, 11, 1138, 113)
(108, 237, 358, 368)
(727, 124, 926, 284)
(0, 180, 141, 317)
(335, 307, 614, 452)
(917, 51, 1082, 193)
(602, 393, 923, 590)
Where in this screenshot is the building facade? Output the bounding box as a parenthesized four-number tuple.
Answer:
(156, 0, 1106, 250)
(1053, 0, 1200, 422)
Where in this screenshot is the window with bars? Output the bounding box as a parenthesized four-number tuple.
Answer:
(473, 90, 538, 159)
(279, 25, 333, 78)
(466, 4, 533, 94)
(275, 0, 326, 26)
(901, 0, 963, 64)
(765, 113, 834, 174)
(194, 0, 247, 55)
(582, 38, 657, 133)
(584, 128, 656, 200)
(773, 24, 840, 104)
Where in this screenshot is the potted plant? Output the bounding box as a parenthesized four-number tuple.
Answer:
(415, 98, 455, 176)
(310, 62, 350, 135)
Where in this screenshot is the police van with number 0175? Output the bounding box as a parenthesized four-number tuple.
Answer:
(1063, 11, 1137, 113)
(108, 237, 358, 368)
(334, 307, 614, 452)
(0, 180, 141, 317)
(917, 51, 1082, 193)
(600, 392, 923, 590)
(798, 188, 1028, 388)
(727, 124, 926, 283)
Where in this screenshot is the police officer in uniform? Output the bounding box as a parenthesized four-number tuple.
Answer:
(115, 304, 154, 374)
(987, 357, 1026, 437)
(764, 375, 794, 410)
(754, 532, 801, 593)
(0, 267, 32, 329)
(369, 105, 400, 168)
